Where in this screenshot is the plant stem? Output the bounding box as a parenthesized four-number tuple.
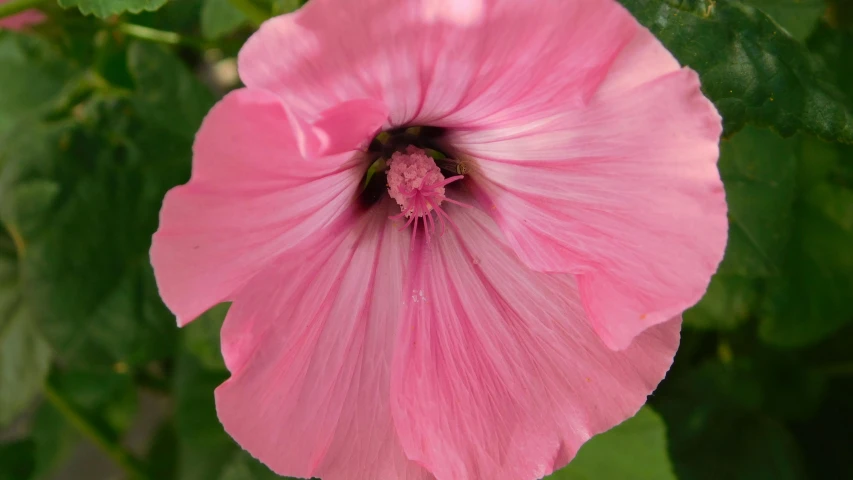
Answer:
(228, 0, 270, 26)
(0, 0, 47, 20)
(44, 382, 150, 480)
(117, 23, 208, 50)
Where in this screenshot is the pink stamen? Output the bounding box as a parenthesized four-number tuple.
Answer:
(386, 146, 469, 245)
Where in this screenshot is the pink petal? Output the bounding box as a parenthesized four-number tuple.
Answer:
(238, 0, 638, 126)
(216, 205, 431, 480)
(391, 202, 680, 480)
(151, 88, 372, 325)
(421, 0, 484, 25)
(452, 32, 726, 350)
(287, 98, 389, 159)
(0, 7, 45, 30)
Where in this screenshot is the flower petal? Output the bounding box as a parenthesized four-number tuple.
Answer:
(150, 88, 367, 325)
(422, 0, 484, 25)
(391, 203, 680, 480)
(238, 0, 637, 126)
(216, 206, 431, 480)
(288, 98, 389, 159)
(0, 8, 45, 30)
(456, 60, 726, 350)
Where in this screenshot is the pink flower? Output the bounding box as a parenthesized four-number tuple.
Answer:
(0, 0, 45, 30)
(151, 0, 726, 478)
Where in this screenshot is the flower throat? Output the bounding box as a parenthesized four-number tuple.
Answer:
(359, 126, 469, 244)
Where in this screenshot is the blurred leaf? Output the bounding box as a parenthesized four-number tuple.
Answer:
(546, 407, 676, 480)
(807, 19, 853, 100)
(270, 0, 304, 14)
(31, 402, 79, 480)
(620, 0, 853, 142)
(184, 303, 230, 371)
(201, 0, 249, 40)
(717, 126, 797, 277)
(129, 0, 206, 33)
(742, 0, 825, 40)
(0, 102, 178, 367)
(127, 41, 215, 139)
(219, 450, 283, 480)
(147, 421, 179, 480)
(0, 32, 75, 135)
(0, 230, 51, 427)
(760, 183, 853, 346)
(174, 354, 235, 480)
(793, 374, 853, 479)
(58, 0, 168, 17)
(0, 439, 35, 480)
(684, 274, 759, 330)
(49, 366, 139, 434)
(655, 361, 806, 480)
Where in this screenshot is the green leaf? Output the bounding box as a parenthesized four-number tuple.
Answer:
(0, 439, 36, 480)
(49, 366, 139, 434)
(619, 0, 853, 143)
(759, 183, 853, 347)
(174, 354, 236, 480)
(0, 32, 75, 136)
(127, 41, 216, 139)
(58, 0, 168, 17)
(717, 126, 797, 277)
(270, 0, 304, 15)
(0, 103, 178, 367)
(31, 402, 79, 480)
(184, 303, 230, 371)
(655, 361, 807, 480)
(683, 273, 759, 330)
(219, 450, 284, 480)
(742, 0, 825, 41)
(0, 230, 51, 427)
(146, 421, 179, 480)
(201, 0, 249, 40)
(807, 20, 853, 101)
(546, 407, 676, 480)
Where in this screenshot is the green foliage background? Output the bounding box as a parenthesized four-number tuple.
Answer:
(0, 0, 852, 479)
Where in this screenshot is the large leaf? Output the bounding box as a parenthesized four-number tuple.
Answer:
(31, 402, 80, 480)
(0, 230, 51, 427)
(127, 41, 215, 139)
(546, 407, 676, 480)
(654, 360, 807, 480)
(184, 303, 230, 371)
(0, 439, 36, 480)
(219, 450, 285, 480)
(619, 0, 853, 143)
(48, 366, 139, 433)
(717, 126, 797, 277)
(174, 354, 235, 480)
(201, 0, 249, 40)
(742, 0, 825, 41)
(0, 41, 216, 366)
(0, 103, 179, 366)
(0, 32, 75, 136)
(759, 182, 853, 346)
(58, 0, 168, 17)
(683, 273, 758, 330)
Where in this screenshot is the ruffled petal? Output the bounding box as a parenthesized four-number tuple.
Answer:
(215, 205, 431, 480)
(455, 47, 726, 349)
(150, 88, 374, 325)
(238, 0, 637, 126)
(391, 203, 680, 480)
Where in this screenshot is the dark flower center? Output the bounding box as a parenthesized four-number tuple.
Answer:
(357, 126, 466, 209)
